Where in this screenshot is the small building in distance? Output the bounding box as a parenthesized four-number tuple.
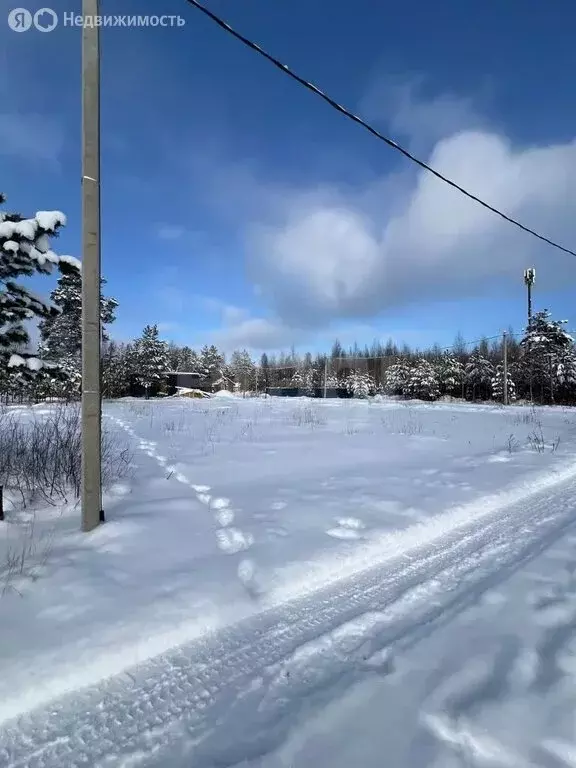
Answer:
(166, 371, 211, 395)
(166, 370, 236, 396)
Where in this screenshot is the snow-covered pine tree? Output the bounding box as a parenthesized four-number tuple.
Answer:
(37, 270, 117, 398)
(465, 351, 494, 400)
(556, 348, 576, 402)
(520, 310, 574, 403)
(230, 349, 256, 391)
(405, 358, 440, 401)
(133, 324, 168, 397)
(324, 371, 339, 388)
(179, 346, 199, 372)
(166, 343, 182, 371)
(290, 367, 304, 387)
(384, 358, 412, 397)
(39, 270, 117, 356)
(490, 364, 517, 403)
(291, 366, 315, 395)
(199, 344, 224, 380)
(303, 367, 317, 395)
(0, 194, 80, 390)
(259, 352, 270, 391)
(123, 342, 139, 392)
(345, 370, 373, 398)
(435, 355, 464, 397)
(102, 341, 131, 399)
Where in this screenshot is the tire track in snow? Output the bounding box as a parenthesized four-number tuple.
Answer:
(3, 471, 576, 768)
(106, 414, 260, 595)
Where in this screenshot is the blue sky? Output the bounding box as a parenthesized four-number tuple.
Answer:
(2, 0, 576, 356)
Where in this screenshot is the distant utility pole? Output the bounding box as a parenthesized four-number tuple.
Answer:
(524, 268, 535, 323)
(502, 330, 508, 406)
(549, 354, 555, 404)
(323, 358, 328, 398)
(81, 0, 104, 532)
(524, 267, 536, 403)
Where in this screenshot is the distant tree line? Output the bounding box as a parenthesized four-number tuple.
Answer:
(2, 192, 575, 406)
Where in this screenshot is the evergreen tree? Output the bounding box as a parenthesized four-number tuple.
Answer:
(260, 352, 270, 391)
(0, 195, 80, 386)
(321, 358, 339, 389)
(291, 366, 315, 395)
(406, 359, 440, 401)
(506, 328, 521, 363)
(230, 349, 255, 391)
(166, 342, 182, 371)
(435, 355, 464, 397)
(384, 338, 399, 357)
(213, 365, 234, 392)
(199, 344, 224, 378)
(490, 364, 516, 403)
(556, 348, 576, 402)
(39, 270, 116, 356)
(331, 339, 344, 359)
(520, 310, 574, 402)
(452, 331, 467, 361)
(465, 351, 494, 400)
(384, 359, 412, 396)
(478, 337, 490, 359)
(345, 370, 373, 398)
(179, 346, 199, 371)
(102, 341, 130, 399)
(133, 324, 168, 396)
(38, 270, 117, 397)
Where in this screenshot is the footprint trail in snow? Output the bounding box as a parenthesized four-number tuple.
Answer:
(106, 413, 261, 596)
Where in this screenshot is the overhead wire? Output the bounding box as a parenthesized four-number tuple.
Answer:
(260, 331, 522, 371)
(184, 0, 576, 259)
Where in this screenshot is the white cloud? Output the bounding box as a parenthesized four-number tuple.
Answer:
(174, 86, 576, 350)
(359, 75, 490, 153)
(244, 129, 576, 327)
(213, 317, 302, 352)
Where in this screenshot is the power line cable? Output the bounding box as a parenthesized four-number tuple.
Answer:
(185, 0, 576, 259)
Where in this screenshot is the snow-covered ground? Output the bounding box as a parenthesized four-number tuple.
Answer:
(2, 396, 576, 767)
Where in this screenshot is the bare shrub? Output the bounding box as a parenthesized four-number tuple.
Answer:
(381, 409, 424, 436)
(506, 434, 520, 454)
(290, 406, 325, 428)
(512, 405, 539, 426)
(1, 513, 55, 596)
(527, 428, 546, 453)
(0, 405, 133, 594)
(0, 405, 132, 508)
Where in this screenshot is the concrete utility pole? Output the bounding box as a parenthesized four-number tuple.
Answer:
(323, 358, 328, 398)
(81, 0, 104, 531)
(502, 330, 508, 406)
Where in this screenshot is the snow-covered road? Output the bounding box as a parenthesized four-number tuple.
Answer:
(3, 454, 576, 768)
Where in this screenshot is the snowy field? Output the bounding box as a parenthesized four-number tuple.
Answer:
(2, 395, 576, 766)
